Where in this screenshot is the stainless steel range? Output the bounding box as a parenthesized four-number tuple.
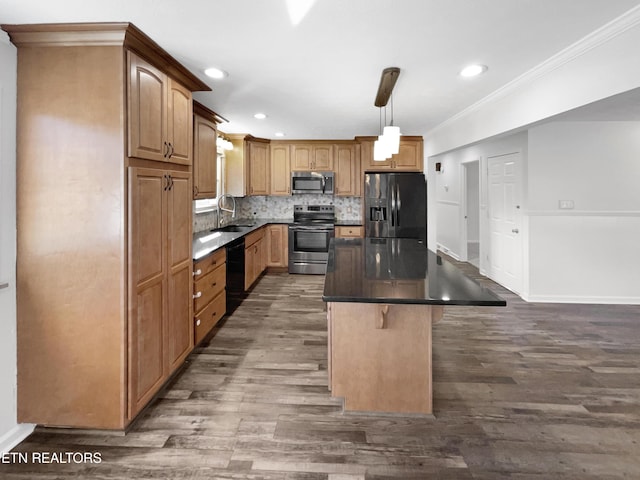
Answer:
(288, 205, 336, 274)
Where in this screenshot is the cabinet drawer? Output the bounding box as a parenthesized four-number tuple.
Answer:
(194, 263, 226, 312)
(336, 226, 363, 238)
(244, 227, 265, 248)
(194, 290, 226, 344)
(194, 248, 226, 278)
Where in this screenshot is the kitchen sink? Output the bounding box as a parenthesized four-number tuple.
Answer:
(212, 224, 254, 233)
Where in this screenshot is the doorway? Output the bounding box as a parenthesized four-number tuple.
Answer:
(461, 161, 480, 268)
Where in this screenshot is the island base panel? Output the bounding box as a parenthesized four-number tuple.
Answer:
(328, 302, 434, 414)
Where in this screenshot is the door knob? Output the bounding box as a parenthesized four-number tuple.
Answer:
(512, 228, 519, 234)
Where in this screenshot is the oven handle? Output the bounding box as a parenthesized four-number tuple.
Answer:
(290, 225, 335, 232)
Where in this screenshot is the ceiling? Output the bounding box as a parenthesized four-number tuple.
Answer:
(2, 0, 640, 140)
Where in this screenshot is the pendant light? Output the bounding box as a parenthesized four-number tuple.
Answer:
(373, 67, 401, 160)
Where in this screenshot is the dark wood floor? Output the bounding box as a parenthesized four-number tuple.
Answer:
(3, 262, 640, 479)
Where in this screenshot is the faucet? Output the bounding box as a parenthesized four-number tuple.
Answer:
(217, 194, 236, 228)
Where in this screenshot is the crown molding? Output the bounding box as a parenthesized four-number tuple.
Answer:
(431, 5, 640, 134)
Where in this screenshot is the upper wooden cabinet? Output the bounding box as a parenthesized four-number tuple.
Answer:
(247, 137, 270, 195)
(291, 143, 334, 171)
(128, 51, 194, 165)
(335, 142, 360, 196)
(359, 136, 424, 172)
(193, 102, 221, 199)
(270, 142, 291, 196)
(225, 134, 271, 197)
(5, 22, 208, 430)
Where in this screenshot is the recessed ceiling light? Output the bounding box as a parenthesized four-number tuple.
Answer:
(204, 67, 228, 79)
(254, 113, 267, 120)
(460, 64, 488, 77)
(274, 132, 285, 137)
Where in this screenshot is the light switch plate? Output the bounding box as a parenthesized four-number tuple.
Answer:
(559, 200, 574, 209)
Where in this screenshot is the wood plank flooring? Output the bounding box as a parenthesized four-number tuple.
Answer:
(2, 262, 640, 479)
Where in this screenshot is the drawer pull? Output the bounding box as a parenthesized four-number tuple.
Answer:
(193, 269, 202, 277)
(211, 260, 217, 266)
(196, 319, 201, 326)
(193, 291, 202, 299)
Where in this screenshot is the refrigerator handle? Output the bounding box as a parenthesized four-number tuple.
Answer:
(390, 181, 396, 226)
(396, 183, 401, 227)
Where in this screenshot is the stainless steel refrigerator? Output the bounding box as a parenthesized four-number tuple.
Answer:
(364, 172, 427, 243)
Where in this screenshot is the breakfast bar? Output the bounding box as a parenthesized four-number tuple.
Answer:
(322, 237, 506, 415)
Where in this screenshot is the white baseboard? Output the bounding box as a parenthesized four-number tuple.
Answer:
(0, 423, 35, 455)
(436, 243, 460, 260)
(523, 294, 640, 305)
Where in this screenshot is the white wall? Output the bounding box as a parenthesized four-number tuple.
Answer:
(425, 7, 640, 157)
(0, 31, 32, 454)
(526, 121, 640, 303)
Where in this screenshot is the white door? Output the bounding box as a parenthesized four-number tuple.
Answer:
(488, 153, 522, 294)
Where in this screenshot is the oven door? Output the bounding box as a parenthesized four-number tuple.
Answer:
(288, 225, 335, 274)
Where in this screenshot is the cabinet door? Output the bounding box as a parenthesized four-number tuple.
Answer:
(313, 144, 334, 170)
(128, 53, 168, 162)
(392, 139, 423, 171)
(291, 144, 312, 170)
(248, 140, 270, 195)
(128, 168, 167, 419)
(166, 79, 193, 165)
(193, 114, 217, 199)
(335, 144, 359, 196)
(266, 225, 287, 267)
(270, 144, 290, 195)
(166, 171, 194, 373)
(244, 245, 254, 290)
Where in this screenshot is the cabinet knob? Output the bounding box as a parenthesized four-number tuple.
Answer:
(193, 291, 202, 299)
(193, 269, 202, 277)
(212, 312, 217, 317)
(212, 282, 217, 287)
(196, 319, 201, 326)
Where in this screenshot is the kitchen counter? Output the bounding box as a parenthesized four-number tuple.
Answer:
(323, 237, 505, 306)
(323, 237, 505, 416)
(193, 218, 290, 260)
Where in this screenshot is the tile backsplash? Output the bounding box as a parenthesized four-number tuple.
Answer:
(193, 195, 362, 233)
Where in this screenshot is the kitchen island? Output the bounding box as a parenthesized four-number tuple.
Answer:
(322, 237, 506, 415)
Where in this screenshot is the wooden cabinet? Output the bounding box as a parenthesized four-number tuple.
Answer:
(291, 143, 334, 171)
(8, 23, 209, 430)
(270, 143, 291, 196)
(128, 168, 193, 419)
(266, 224, 289, 267)
(244, 227, 266, 289)
(247, 137, 270, 195)
(359, 136, 424, 172)
(335, 226, 363, 238)
(335, 143, 360, 196)
(193, 248, 226, 345)
(128, 51, 194, 166)
(193, 102, 219, 199)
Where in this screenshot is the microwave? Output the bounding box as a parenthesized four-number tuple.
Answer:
(291, 171, 334, 195)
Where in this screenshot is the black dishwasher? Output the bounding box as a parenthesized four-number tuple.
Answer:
(226, 237, 245, 313)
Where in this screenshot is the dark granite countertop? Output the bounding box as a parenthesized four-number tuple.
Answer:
(322, 237, 506, 306)
(335, 220, 363, 226)
(193, 218, 290, 261)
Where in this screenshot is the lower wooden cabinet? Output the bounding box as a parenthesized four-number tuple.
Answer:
(335, 226, 363, 238)
(266, 224, 289, 267)
(193, 248, 227, 344)
(245, 227, 266, 289)
(128, 167, 193, 420)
